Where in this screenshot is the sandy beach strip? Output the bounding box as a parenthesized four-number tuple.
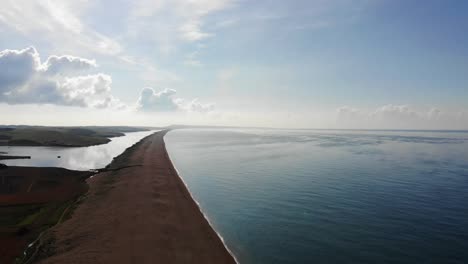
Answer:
(37, 130, 236, 264)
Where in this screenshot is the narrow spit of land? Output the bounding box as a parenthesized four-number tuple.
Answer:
(0, 155, 31, 160)
(37, 130, 236, 264)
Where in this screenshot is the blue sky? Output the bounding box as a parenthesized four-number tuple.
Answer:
(0, 0, 467, 129)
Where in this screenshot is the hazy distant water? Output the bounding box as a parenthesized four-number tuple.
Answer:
(165, 129, 468, 264)
(0, 130, 156, 170)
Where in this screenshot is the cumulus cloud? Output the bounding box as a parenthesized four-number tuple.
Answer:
(0, 47, 41, 90)
(336, 104, 468, 129)
(185, 99, 215, 113)
(0, 47, 122, 109)
(93, 95, 127, 110)
(0, 47, 217, 113)
(137, 88, 180, 112)
(136, 87, 214, 113)
(371, 104, 420, 123)
(56, 74, 113, 106)
(42, 55, 97, 75)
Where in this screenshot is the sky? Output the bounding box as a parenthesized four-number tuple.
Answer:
(0, 0, 467, 129)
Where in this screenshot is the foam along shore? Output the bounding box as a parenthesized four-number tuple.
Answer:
(35, 130, 236, 264)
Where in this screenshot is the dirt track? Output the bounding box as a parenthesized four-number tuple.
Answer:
(38, 130, 236, 264)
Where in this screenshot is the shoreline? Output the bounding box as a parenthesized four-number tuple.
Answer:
(33, 130, 236, 263)
(163, 135, 239, 264)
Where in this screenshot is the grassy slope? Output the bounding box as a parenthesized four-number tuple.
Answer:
(0, 166, 92, 264)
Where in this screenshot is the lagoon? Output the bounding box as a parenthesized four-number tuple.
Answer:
(0, 130, 156, 170)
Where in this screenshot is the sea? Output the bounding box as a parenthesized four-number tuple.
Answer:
(164, 129, 468, 264)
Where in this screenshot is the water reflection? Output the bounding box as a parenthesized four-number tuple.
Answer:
(0, 130, 157, 170)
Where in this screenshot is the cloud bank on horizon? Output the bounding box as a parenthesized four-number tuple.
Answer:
(0, 0, 467, 129)
(336, 105, 468, 130)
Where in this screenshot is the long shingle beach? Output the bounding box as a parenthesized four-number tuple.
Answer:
(38, 130, 236, 264)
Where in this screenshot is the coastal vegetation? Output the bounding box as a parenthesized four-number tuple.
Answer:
(0, 126, 151, 147)
(0, 166, 93, 263)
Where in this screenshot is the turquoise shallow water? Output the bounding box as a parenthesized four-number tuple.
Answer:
(165, 129, 468, 264)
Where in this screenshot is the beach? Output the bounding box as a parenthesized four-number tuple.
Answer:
(36, 130, 236, 263)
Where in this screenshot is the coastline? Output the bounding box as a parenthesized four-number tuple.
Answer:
(33, 130, 236, 263)
(163, 135, 239, 264)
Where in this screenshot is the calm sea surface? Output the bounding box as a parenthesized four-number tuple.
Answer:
(165, 129, 468, 264)
(0, 130, 156, 170)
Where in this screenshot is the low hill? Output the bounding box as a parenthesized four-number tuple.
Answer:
(0, 126, 152, 147)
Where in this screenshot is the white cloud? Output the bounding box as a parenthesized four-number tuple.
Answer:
(0, 47, 123, 109)
(136, 87, 180, 112)
(58, 74, 113, 106)
(0, 0, 121, 55)
(185, 99, 215, 113)
(0, 47, 216, 113)
(93, 95, 127, 110)
(136, 87, 214, 113)
(372, 104, 420, 122)
(336, 104, 468, 129)
(179, 19, 212, 42)
(0, 47, 41, 91)
(177, 0, 235, 42)
(126, 0, 235, 62)
(42, 55, 97, 75)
